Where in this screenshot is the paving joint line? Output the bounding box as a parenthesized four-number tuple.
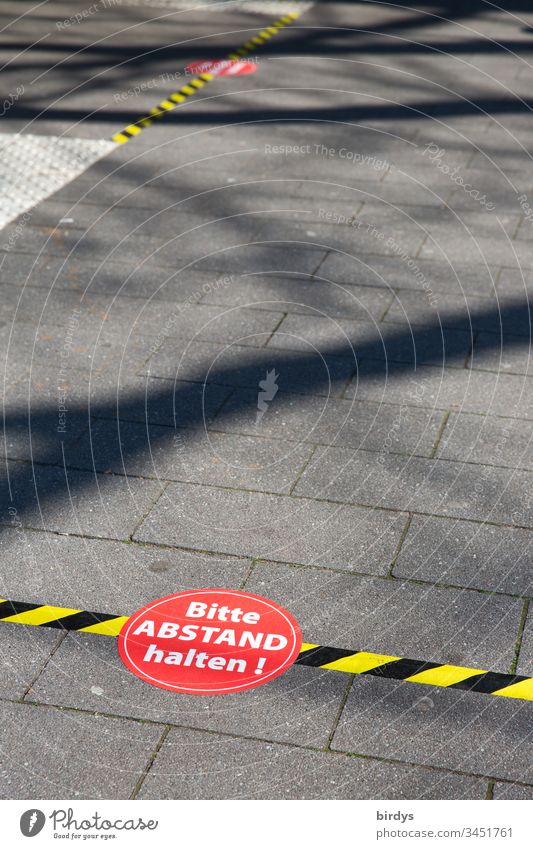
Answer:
(309, 249, 331, 278)
(464, 331, 478, 369)
(5, 515, 527, 602)
(128, 480, 171, 541)
(387, 512, 413, 578)
(19, 629, 68, 702)
(377, 288, 397, 323)
(260, 311, 287, 347)
(429, 410, 451, 459)
(238, 558, 257, 590)
(288, 443, 318, 495)
(129, 725, 172, 800)
(324, 673, 355, 752)
(10, 693, 522, 787)
(509, 598, 530, 675)
(5, 473, 533, 536)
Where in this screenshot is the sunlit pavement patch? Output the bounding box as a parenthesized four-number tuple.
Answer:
(0, 133, 116, 230)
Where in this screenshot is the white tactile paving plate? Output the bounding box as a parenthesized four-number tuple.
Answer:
(119, 0, 313, 14)
(0, 133, 116, 230)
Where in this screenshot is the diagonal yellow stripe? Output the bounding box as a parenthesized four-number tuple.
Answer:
(170, 93, 186, 103)
(110, 10, 301, 143)
(406, 664, 486, 687)
(322, 651, 400, 674)
(80, 616, 129, 636)
(491, 679, 533, 700)
(2, 605, 81, 626)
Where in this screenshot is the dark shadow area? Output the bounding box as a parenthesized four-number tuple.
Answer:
(1, 295, 531, 529)
(3, 0, 533, 129)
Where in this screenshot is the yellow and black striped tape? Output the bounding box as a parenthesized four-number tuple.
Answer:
(0, 598, 128, 637)
(1, 597, 532, 702)
(111, 12, 301, 144)
(296, 644, 533, 702)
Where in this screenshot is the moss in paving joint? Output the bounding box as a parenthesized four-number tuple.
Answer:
(509, 598, 530, 674)
(429, 410, 451, 458)
(288, 443, 318, 495)
(128, 480, 170, 541)
(486, 780, 495, 800)
(129, 725, 171, 800)
(324, 674, 354, 752)
(387, 512, 412, 577)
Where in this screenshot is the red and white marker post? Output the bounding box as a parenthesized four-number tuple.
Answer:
(118, 589, 302, 695)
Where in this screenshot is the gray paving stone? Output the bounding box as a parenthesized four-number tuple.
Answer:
(0, 461, 164, 539)
(294, 446, 533, 527)
(0, 701, 162, 799)
(496, 268, 533, 297)
(66, 419, 313, 494)
(421, 235, 533, 270)
(193, 243, 329, 277)
(267, 312, 472, 367)
(29, 633, 347, 748)
(129, 301, 285, 348)
(252, 208, 425, 257)
(24, 252, 207, 302)
(0, 623, 61, 700)
(139, 727, 487, 800)
(437, 413, 533, 471)
(0, 527, 250, 613)
(0, 320, 154, 376)
(346, 361, 533, 420)
(384, 290, 532, 337)
(470, 332, 533, 376)
(395, 515, 533, 596)
(134, 483, 406, 574)
(213, 387, 444, 458)
(145, 339, 356, 397)
(332, 677, 533, 784)
(315, 253, 499, 297)
(198, 272, 393, 320)
(514, 607, 533, 676)
(105, 376, 231, 429)
(493, 783, 533, 800)
(245, 562, 521, 669)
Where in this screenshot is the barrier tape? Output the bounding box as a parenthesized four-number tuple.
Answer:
(1, 597, 532, 701)
(111, 11, 301, 143)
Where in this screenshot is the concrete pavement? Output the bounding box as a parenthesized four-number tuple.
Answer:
(1, 0, 533, 799)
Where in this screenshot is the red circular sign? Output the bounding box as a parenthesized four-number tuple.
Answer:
(186, 59, 258, 77)
(118, 589, 302, 695)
